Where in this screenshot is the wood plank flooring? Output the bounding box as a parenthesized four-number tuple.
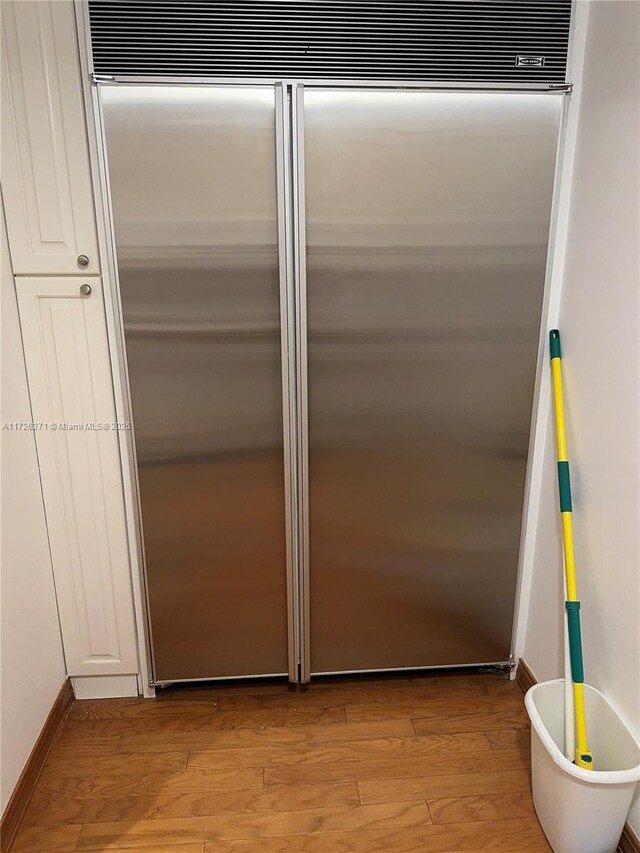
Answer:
(13, 673, 550, 852)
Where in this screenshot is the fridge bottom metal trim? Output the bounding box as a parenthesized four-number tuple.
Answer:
(151, 672, 290, 688)
(310, 661, 512, 678)
(151, 661, 512, 688)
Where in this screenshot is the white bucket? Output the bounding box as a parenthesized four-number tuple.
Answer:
(525, 679, 640, 853)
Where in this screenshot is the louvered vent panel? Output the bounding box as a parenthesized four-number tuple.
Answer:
(89, 1, 572, 83)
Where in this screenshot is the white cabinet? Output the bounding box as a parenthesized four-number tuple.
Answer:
(2, 0, 143, 694)
(16, 277, 138, 676)
(1, 1, 99, 275)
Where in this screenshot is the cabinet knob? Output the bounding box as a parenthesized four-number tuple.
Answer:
(80, 283, 92, 297)
(77, 254, 90, 268)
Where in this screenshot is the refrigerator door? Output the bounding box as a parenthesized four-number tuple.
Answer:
(301, 89, 562, 674)
(102, 86, 289, 681)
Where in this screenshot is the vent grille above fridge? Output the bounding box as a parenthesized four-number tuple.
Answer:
(88, 1, 573, 84)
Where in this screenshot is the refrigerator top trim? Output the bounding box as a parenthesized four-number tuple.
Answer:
(92, 74, 572, 94)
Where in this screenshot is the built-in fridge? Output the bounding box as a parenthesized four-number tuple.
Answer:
(101, 83, 562, 684)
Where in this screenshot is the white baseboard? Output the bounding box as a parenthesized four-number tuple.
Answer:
(71, 674, 139, 699)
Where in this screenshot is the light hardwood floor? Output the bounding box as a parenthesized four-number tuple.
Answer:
(14, 672, 550, 852)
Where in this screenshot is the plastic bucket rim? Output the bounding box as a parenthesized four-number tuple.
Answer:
(524, 679, 640, 784)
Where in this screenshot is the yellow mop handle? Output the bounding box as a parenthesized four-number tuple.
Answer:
(550, 330, 593, 770)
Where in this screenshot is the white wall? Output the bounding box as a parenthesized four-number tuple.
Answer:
(524, 0, 640, 831)
(0, 207, 67, 814)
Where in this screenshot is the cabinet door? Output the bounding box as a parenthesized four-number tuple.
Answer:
(1, 1, 99, 275)
(16, 277, 138, 675)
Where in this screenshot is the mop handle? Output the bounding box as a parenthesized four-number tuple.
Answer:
(549, 330, 593, 770)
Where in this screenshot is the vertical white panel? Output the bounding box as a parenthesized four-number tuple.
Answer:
(16, 277, 137, 674)
(1, 1, 99, 275)
(512, 1, 591, 667)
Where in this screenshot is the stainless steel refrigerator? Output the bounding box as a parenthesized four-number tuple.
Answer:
(101, 84, 562, 684)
